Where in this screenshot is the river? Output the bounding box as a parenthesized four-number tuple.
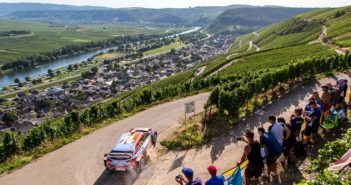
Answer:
(0, 27, 201, 89)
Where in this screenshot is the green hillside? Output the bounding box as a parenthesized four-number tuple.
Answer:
(207, 7, 314, 35)
(205, 6, 351, 78)
(248, 6, 351, 50)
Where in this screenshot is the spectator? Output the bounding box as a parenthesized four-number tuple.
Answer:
(304, 101, 322, 144)
(268, 115, 291, 146)
(290, 108, 304, 140)
(237, 129, 263, 185)
(312, 92, 323, 106)
(258, 127, 282, 177)
(205, 165, 224, 185)
(336, 79, 347, 104)
(328, 83, 339, 106)
(176, 168, 202, 185)
(278, 117, 296, 168)
(321, 85, 331, 124)
(332, 103, 346, 122)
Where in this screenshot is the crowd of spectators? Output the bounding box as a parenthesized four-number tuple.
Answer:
(174, 78, 349, 185)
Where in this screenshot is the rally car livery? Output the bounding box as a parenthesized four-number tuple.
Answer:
(104, 128, 157, 172)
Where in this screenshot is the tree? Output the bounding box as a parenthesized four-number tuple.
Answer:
(2, 111, 18, 124)
(1, 132, 18, 162)
(25, 76, 31, 82)
(91, 66, 99, 75)
(56, 70, 62, 75)
(14, 78, 20, 84)
(48, 69, 54, 77)
(73, 64, 79, 70)
(67, 65, 73, 71)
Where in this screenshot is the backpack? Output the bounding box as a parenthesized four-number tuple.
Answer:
(294, 141, 306, 158)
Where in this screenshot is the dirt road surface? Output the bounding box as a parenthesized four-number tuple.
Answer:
(0, 93, 210, 185)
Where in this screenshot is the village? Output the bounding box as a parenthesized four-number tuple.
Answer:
(0, 34, 232, 133)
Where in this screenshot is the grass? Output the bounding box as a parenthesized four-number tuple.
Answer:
(160, 120, 207, 150)
(0, 18, 169, 65)
(221, 44, 334, 75)
(143, 41, 184, 56)
(328, 13, 351, 38)
(160, 112, 229, 150)
(95, 52, 120, 60)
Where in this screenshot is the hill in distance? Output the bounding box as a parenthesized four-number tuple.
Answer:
(229, 5, 351, 54)
(0, 2, 108, 16)
(207, 6, 314, 35)
(2, 3, 311, 27)
(3, 3, 251, 26)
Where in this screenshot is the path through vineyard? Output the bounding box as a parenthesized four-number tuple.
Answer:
(318, 25, 347, 55)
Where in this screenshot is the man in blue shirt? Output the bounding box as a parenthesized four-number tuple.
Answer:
(304, 101, 321, 144)
(205, 165, 224, 185)
(258, 127, 282, 177)
(176, 168, 202, 185)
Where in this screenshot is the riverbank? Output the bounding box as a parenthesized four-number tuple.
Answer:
(0, 27, 199, 88)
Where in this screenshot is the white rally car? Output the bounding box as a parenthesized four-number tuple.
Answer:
(104, 128, 157, 172)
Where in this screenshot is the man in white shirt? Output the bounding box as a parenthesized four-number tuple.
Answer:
(267, 115, 290, 146)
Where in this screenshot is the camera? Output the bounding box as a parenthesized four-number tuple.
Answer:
(175, 175, 182, 181)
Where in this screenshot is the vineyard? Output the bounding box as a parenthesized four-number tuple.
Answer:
(298, 129, 351, 185)
(1, 50, 350, 172)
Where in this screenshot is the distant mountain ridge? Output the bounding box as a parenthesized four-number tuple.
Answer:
(1, 3, 314, 31)
(0, 3, 109, 16)
(207, 7, 314, 35)
(1, 3, 253, 25)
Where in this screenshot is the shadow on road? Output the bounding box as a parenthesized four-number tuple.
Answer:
(168, 151, 187, 173)
(93, 169, 140, 185)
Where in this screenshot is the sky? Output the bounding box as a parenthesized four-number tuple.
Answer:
(1, 0, 351, 8)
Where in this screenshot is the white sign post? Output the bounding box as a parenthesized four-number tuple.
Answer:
(185, 101, 195, 128)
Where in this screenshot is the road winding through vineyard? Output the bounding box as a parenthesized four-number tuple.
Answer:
(0, 93, 210, 185)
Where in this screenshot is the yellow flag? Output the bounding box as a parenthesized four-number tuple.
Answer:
(301, 120, 306, 131)
(224, 109, 229, 116)
(345, 89, 350, 103)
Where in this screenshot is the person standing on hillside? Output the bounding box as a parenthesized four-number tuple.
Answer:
(321, 85, 331, 124)
(304, 101, 322, 144)
(277, 117, 296, 168)
(268, 115, 291, 146)
(290, 108, 304, 140)
(258, 127, 282, 178)
(312, 92, 323, 107)
(237, 129, 263, 185)
(205, 165, 224, 185)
